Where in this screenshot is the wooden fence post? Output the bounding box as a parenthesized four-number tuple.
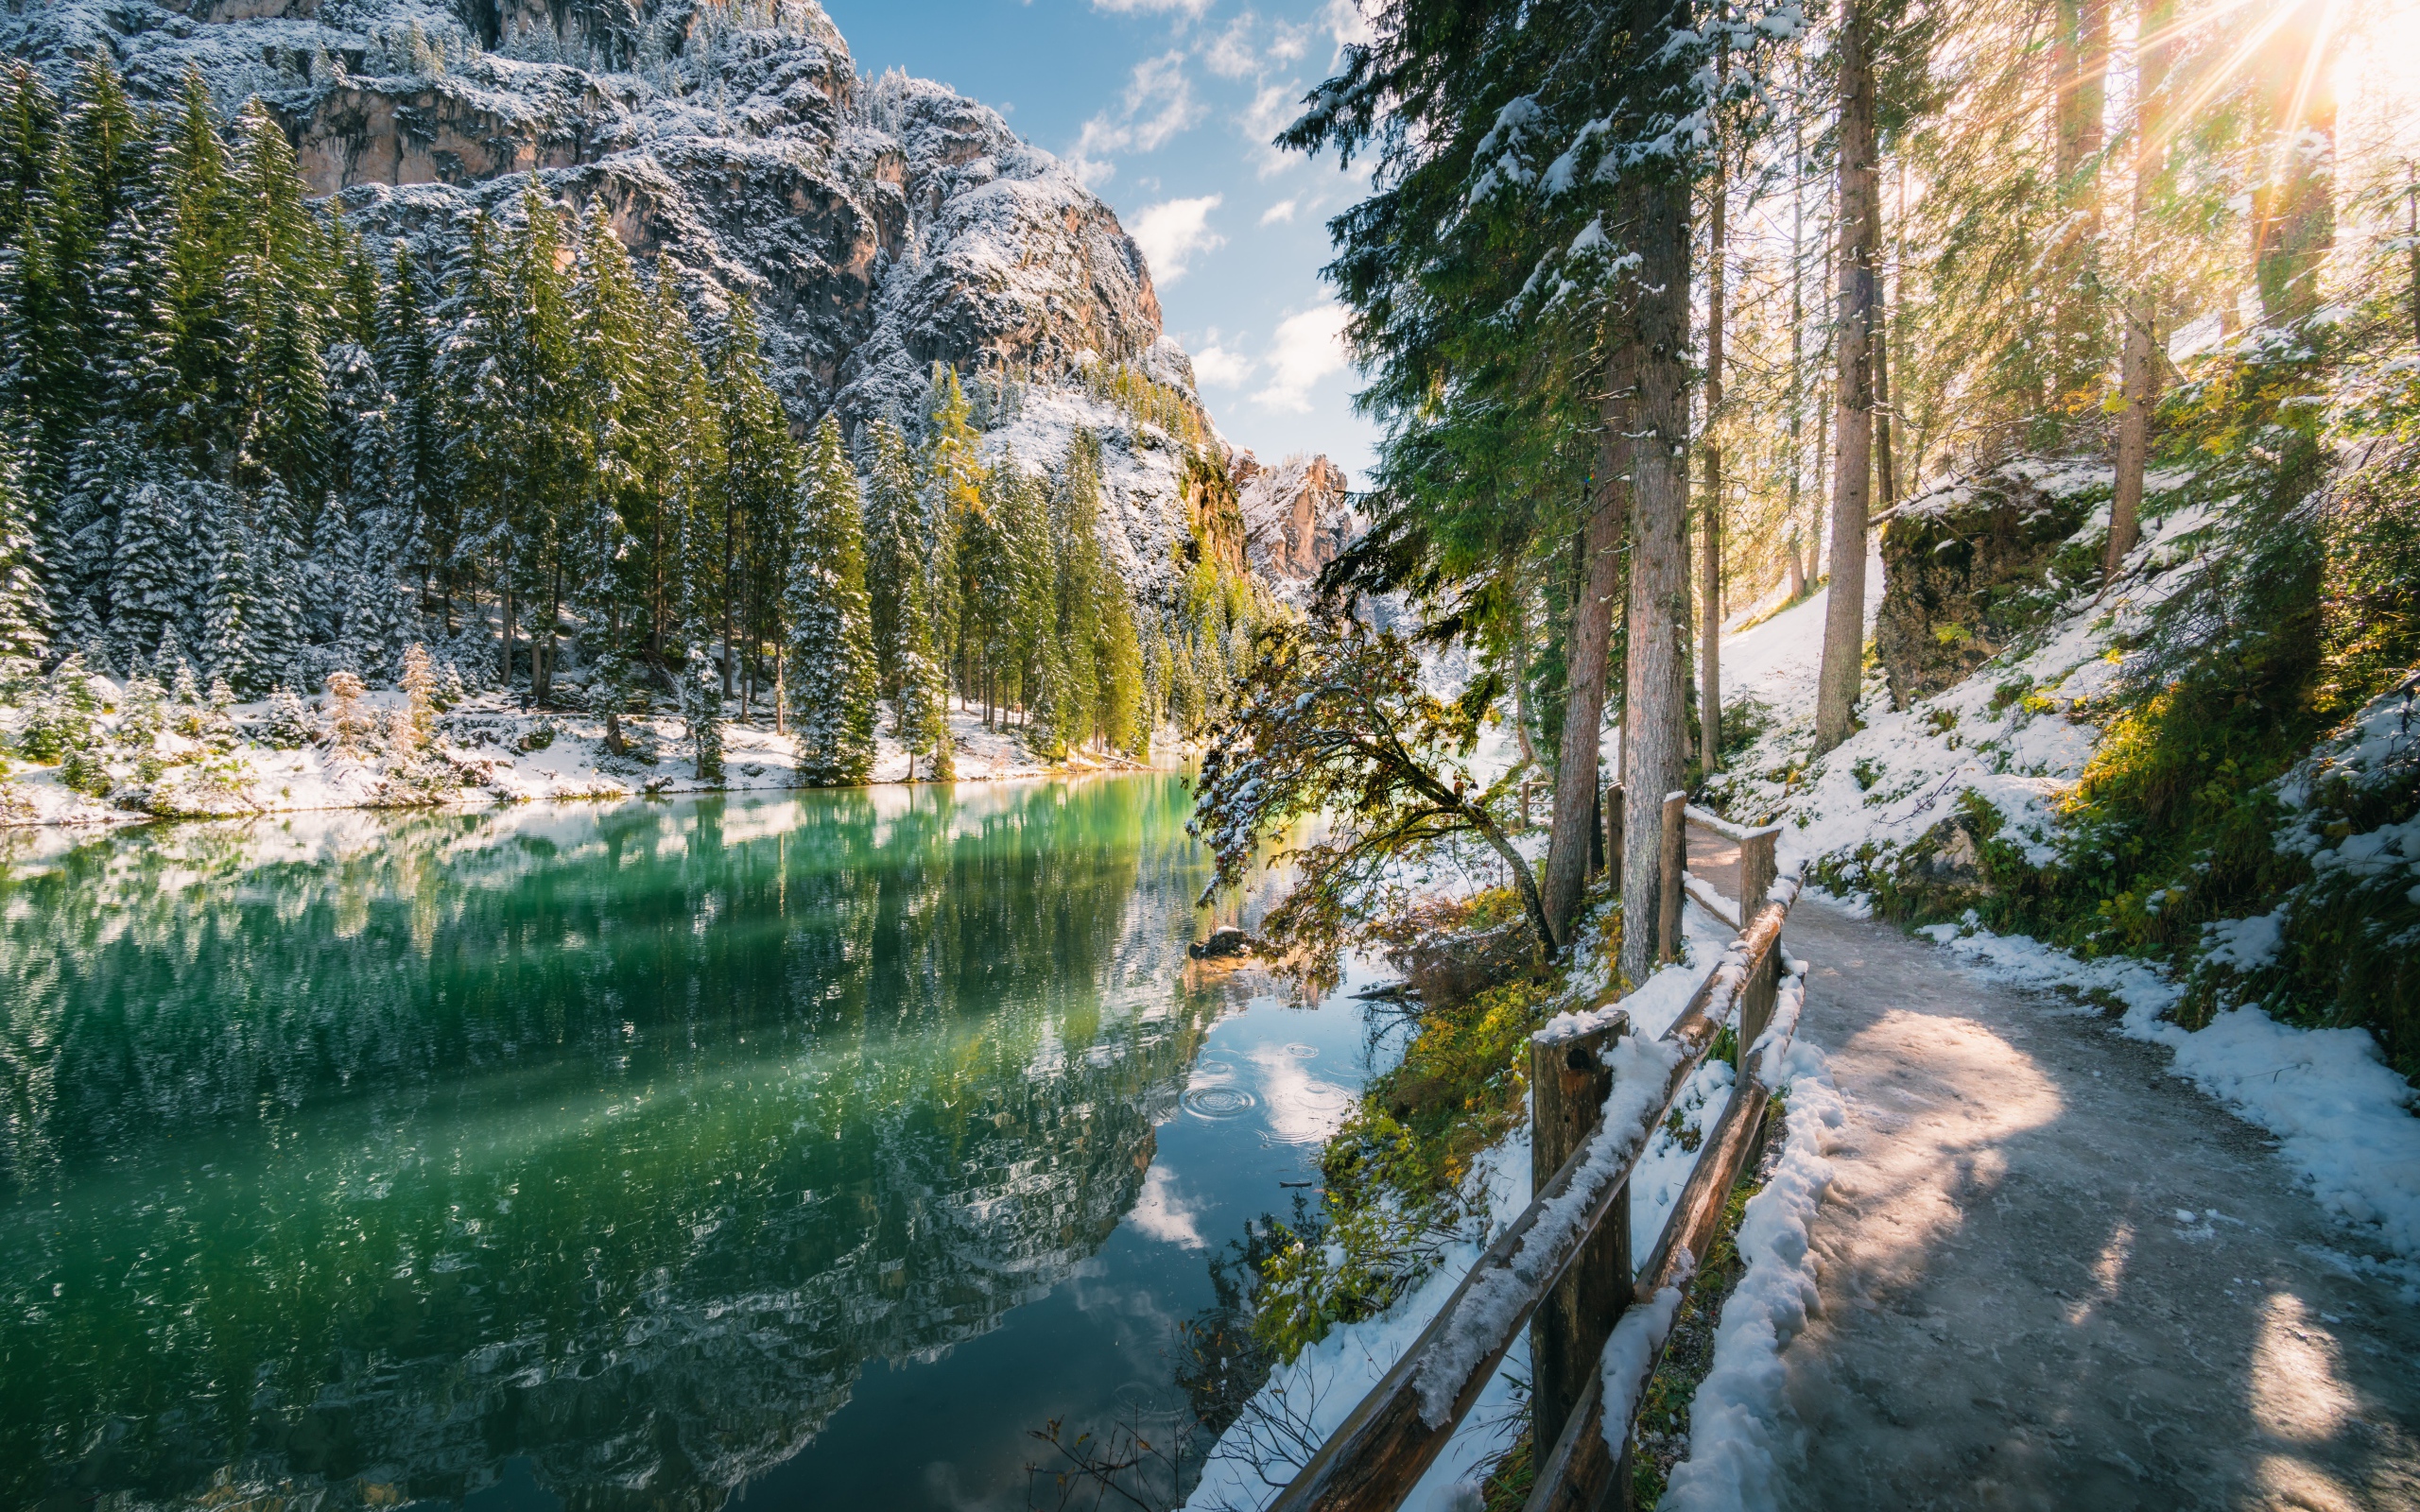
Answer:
(1530, 1014, 1634, 1463)
(1738, 827, 1777, 916)
(1657, 792, 1685, 964)
(1735, 828, 1781, 1068)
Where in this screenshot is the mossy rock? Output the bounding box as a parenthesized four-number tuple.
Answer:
(1876, 467, 2101, 705)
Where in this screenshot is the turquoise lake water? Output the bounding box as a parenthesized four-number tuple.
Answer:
(0, 775, 1384, 1512)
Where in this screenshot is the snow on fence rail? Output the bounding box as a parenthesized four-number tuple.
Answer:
(1264, 824, 1806, 1512)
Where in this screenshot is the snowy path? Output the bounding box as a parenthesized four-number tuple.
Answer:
(1772, 898, 2420, 1511)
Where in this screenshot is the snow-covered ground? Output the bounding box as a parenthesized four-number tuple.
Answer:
(0, 687, 1184, 830)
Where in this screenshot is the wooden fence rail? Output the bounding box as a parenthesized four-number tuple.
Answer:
(1266, 816, 1805, 1512)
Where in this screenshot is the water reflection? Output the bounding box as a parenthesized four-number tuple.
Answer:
(0, 778, 1226, 1512)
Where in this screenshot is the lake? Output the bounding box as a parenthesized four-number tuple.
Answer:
(0, 775, 1380, 1512)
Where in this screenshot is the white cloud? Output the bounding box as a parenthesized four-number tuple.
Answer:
(1130, 194, 1225, 284)
(1128, 1166, 1205, 1248)
(1324, 0, 1374, 48)
(1093, 0, 1215, 14)
(1260, 197, 1300, 225)
(1071, 52, 1204, 184)
(1253, 302, 1352, 412)
(1240, 83, 1299, 179)
(1205, 12, 1311, 78)
(1192, 341, 1253, 387)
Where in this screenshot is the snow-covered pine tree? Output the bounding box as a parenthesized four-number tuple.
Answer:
(785, 415, 877, 785)
(223, 100, 330, 497)
(0, 437, 50, 691)
(861, 417, 916, 702)
(918, 367, 980, 693)
(118, 665, 165, 749)
(702, 291, 801, 716)
(264, 684, 318, 748)
(1097, 566, 1145, 760)
(1036, 431, 1107, 755)
(200, 485, 261, 692)
(375, 242, 447, 609)
(245, 479, 306, 692)
(684, 644, 725, 781)
(999, 457, 1052, 724)
(108, 476, 183, 673)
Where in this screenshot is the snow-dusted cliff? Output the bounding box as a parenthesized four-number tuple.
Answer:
(2, 0, 1312, 602)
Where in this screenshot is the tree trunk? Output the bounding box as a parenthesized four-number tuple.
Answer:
(1618, 170, 1695, 987)
(1788, 99, 1808, 604)
(1873, 165, 1897, 515)
(1544, 445, 1630, 937)
(2107, 0, 2172, 579)
(1815, 0, 1880, 757)
(1701, 134, 1727, 776)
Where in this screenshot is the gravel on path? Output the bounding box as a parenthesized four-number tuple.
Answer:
(1772, 897, 2420, 1512)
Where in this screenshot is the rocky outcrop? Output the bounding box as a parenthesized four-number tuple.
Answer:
(1876, 461, 2107, 706)
(1235, 452, 1355, 590)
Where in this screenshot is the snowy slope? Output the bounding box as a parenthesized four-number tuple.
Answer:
(1703, 476, 2420, 1263)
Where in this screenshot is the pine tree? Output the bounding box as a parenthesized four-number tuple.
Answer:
(200, 484, 264, 693)
(1097, 568, 1145, 759)
(223, 99, 330, 495)
(785, 415, 878, 784)
(703, 291, 801, 716)
(861, 417, 917, 700)
(684, 644, 725, 781)
(108, 475, 183, 673)
(0, 438, 49, 690)
(375, 241, 446, 607)
(919, 367, 980, 694)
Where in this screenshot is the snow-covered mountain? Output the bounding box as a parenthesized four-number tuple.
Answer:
(2, 0, 1336, 602)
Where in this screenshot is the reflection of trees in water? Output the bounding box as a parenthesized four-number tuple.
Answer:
(0, 777, 1221, 1512)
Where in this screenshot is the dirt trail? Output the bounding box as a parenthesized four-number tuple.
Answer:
(1766, 897, 2420, 1511)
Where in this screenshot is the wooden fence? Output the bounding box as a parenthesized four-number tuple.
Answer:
(1266, 789, 1801, 1512)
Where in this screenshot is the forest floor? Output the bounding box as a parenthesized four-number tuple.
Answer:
(1772, 895, 2420, 1512)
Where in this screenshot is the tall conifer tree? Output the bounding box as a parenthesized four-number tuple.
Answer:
(786, 415, 877, 783)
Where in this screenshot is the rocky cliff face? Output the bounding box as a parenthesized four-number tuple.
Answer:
(1875, 461, 2108, 707)
(1236, 452, 1356, 593)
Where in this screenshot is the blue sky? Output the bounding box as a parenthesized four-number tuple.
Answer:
(820, 0, 1381, 479)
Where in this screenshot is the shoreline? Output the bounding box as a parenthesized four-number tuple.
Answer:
(1, 692, 1197, 833)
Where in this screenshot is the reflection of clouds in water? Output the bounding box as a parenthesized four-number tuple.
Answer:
(1128, 1166, 1206, 1249)
(1248, 1044, 1355, 1146)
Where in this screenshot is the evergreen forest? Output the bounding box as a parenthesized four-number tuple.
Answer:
(0, 60, 1254, 787)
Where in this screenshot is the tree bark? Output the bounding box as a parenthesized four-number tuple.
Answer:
(1814, 0, 1879, 757)
(1873, 164, 1897, 514)
(1544, 358, 1635, 939)
(1701, 128, 1728, 776)
(2107, 0, 2172, 579)
(1787, 101, 1807, 602)
(1618, 169, 1695, 986)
